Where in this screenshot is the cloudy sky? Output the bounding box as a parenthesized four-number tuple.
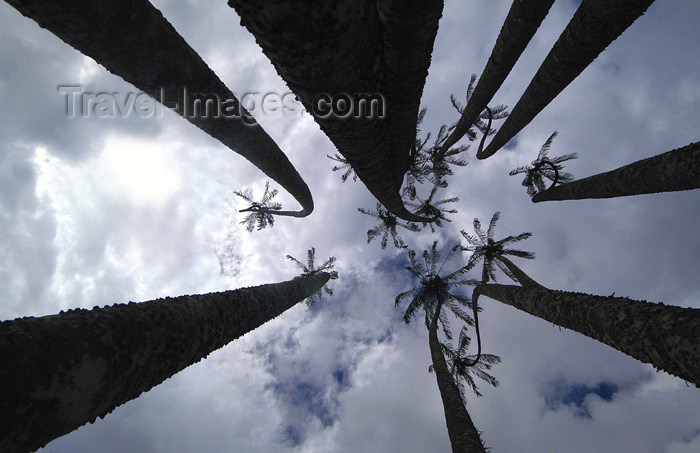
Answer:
(1, 0, 699, 452)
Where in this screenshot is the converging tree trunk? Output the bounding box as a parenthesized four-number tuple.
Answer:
(228, 0, 442, 222)
(477, 283, 700, 387)
(496, 256, 541, 288)
(6, 0, 313, 216)
(0, 273, 330, 453)
(429, 302, 486, 453)
(532, 141, 700, 202)
(438, 0, 555, 157)
(479, 0, 657, 159)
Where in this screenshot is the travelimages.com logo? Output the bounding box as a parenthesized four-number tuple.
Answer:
(57, 86, 386, 125)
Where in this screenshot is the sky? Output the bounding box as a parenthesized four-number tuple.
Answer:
(1, 0, 699, 452)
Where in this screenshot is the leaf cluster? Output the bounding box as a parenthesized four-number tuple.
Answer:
(286, 247, 339, 306)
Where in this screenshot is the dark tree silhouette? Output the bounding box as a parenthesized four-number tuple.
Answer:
(230, 0, 443, 221)
(234, 182, 282, 231)
(437, 326, 500, 399)
(533, 141, 699, 202)
(475, 283, 700, 387)
(358, 203, 420, 249)
(461, 212, 535, 284)
(510, 131, 577, 197)
(479, 0, 657, 158)
(438, 0, 556, 156)
(286, 248, 339, 306)
(395, 242, 485, 453)
(6, 0, 314, 217)
(405, 185, 459, 233)
(0, 273, 330, 453)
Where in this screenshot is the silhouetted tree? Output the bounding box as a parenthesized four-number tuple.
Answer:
(533, 141, 699, 202)
(480, 0, 657, 158)
(395, 242, 486, 452)
(438, 0, 556, 155)
(405, 185, 459, 233)
(474, 283, 700, 387)
(230, 0, 443, 221)
(510, 131, 577, 197)
(0, 273, 330, 453)
(234, 182, 282, 231)
(358, 203, 420, 249)
(6, 0, 314, 216)
(437, 326, 500, 399)
(461, 212, 535, 284)
(286, 248, 339, 305)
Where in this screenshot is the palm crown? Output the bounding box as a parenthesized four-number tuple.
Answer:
(327, 153, 357, 183)
(449, 74, 509, 145)
(461, 212, 534, 283)
(435, 325, 501, 399)
(286, 247, 338, 306)
(405, 185, 459, 233)
(358, 202, 420, 249)
(405, 108, 470, 198)
(234, 181, 282, 231)
(395, 241, 478, 340)
(509, 131, 577, 197)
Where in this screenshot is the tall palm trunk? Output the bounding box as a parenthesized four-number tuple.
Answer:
(0, 273, 330, 453)
(428, 302, 486, 453)
(228, 0, 442, 222)
(478, 0, 657, 159)
(532, 141, 700, 202)
(6, 0, 313, 216)
(478, 283, 700, 387)
(438, 0, 555, 158)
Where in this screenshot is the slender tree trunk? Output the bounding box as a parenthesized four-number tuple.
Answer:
(532, 141, 700, 202)
(0, 273, 330, 453)
(478, 283, 700, 387)
(496, 256, 541, 288)
(478, 0, 657, 159)
(428, 303, 486, 453)
(6, 0, 313, 216)
(438, 0, 555, 157)
(228, 0, 442, 222)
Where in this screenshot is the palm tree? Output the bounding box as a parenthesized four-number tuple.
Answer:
(358, 203, 420, 250)
(405, 185, 459, 233)
(234, 181, 282, 232)
(510, 131, 577, 197)
(479, 0, 657, 159)
(438, 326, 501, 399)
(532, 141, 699, 202)
(461, 212, 535, 285)
(438, 0, 556, 156)
(286, 248, 339, 306)
(327, 154, 358, 183)
(407, 121, 471, 195)
(6, 0, 314, 217)
(395, 242, 486, 452)
(475, 283, 700, 387)
(0, 273, 331, 453)
(229, 0, 443, 222)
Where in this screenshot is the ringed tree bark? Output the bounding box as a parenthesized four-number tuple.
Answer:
(478, 0, 657, 159)
(228, 0, 443, 222)
(532, 141, 700, 202)
(6, 0, 313, 217)
(429, 301, 486, 453)
(475, 280, 700, 388)
(438, 0, 556, 158)
(0, 273, 330, 453)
